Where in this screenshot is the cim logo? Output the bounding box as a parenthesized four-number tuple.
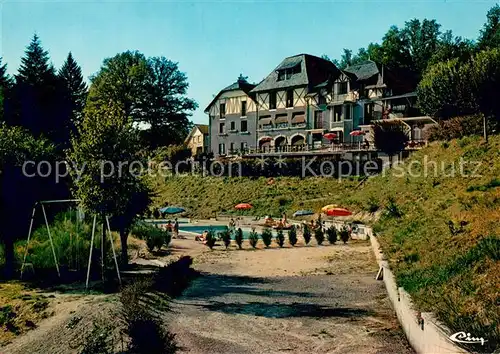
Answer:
(449, 332, 487, 346)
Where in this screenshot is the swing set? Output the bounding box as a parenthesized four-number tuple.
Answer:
(20, 199, 121, 289)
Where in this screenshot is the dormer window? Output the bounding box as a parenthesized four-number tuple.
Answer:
(277, 64, 301, 81)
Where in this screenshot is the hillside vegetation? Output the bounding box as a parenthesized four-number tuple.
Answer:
(153, 135, 500, 350)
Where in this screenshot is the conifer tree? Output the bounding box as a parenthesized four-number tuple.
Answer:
(58, 52, 88, 128)
(16, 34, 56, 86)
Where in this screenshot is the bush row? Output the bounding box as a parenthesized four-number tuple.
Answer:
(205, 225, 351, 250)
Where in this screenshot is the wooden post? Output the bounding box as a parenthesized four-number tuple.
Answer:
(105, 216, 121, 285)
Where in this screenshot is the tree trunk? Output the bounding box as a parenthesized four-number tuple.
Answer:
(119, 225, 128, 266)
(3, 238, 14, 279)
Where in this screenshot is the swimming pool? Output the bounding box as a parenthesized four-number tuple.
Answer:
(178, 225, 276, 239)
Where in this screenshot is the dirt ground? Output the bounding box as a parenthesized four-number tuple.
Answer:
(1, 236, 413, 354)
(166, 238, 413, 354)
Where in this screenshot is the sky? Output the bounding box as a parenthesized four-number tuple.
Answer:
(1, 0, 498, 124)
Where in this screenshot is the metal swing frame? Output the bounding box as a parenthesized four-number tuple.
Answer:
(20, 199, 121, 289)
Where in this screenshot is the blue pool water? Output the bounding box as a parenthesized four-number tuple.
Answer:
(178, 225, 275, 239)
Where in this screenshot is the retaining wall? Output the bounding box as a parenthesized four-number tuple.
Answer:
(369, 234, 466, 354)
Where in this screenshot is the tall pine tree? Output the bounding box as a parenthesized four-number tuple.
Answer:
(0, 58, 11, 121)
(58, 52, 88, 131)
(13, 34, 69, 148)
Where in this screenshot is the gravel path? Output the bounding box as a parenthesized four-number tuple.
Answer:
(167, 241, 413, 354)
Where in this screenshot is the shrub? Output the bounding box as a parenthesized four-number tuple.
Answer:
(219, 227, 232, 249)
(276, 229, 285, 248)
(385, 197, 403, 218)
(248, 230, 259, 249)
(288, 226, 297, 246)
(326, 226, 337, 245)
(426, 114, 489, 142)
(144, 226, 169, 252)
(235, 228, 244, 249)
(340, 226, 350, 244)
(205, 229, 216, 250)
(79, 320, 114, 354)
(120, 280, 178, 354)
(261, 228, 273, 248)
(314, 227, 325, 245)
(366, 196, 380, 213)
(303, 224, 312, 245)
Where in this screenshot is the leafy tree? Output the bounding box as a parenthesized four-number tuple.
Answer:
(235, 228, 244, 249)
(140, 57, 197, 148)
(68, 101, 149, 268)
(87, 51, 196, 149)
(288, 225, 297, 246)
(0, 123, 54, 277)
(372, 121, 409, 165)
(428, 31, 475, 68)
(478, 5, 500, 50)
(261, 228, 273, 248)
(58, 52, 88, 128)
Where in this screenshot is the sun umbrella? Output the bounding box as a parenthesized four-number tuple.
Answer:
(293, 210, 314, 217)
(325, 208, 352, 217)
(235, 203, 252, 210)
(159, 206, 185, 215)
(350, 130, 366, 136)
(323, 133, 337, 140)
(321, 204, 338, 212)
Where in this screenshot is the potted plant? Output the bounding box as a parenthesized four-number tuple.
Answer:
(276, 229, 285, 248)
(261, 228, 273, 248)
(303, 224, 312, 245)
(314, 227, 325, 245)
(235, 228, 244, 249)
(288, 225, 297, 246)
(326, 225, 337, 245)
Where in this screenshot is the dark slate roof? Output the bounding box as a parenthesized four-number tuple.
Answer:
(204, 79, 256, 113)
(250, 54, 341, 93)
(343, 60, 380, 81)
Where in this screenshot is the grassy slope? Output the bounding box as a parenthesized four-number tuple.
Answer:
(152, 135, 500, 348)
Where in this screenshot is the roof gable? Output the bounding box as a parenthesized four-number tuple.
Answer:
(204, 80, 256, 113)
(343, 60, 380, 81)
(251, 54, 340, 93)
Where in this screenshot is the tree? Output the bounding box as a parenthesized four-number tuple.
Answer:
(68, 101, 150, 269)
(58, 52, 88, 128)
(140, 57, 197, 148)
(87, 52, 196, 149)
(417, 58, 478, 119)
(372, 121, 409, 166)
(13, 35, 69, 147)
(478, 5, 500, 50)
(0, 123, 54, 277)
(427, 32, 475, 68)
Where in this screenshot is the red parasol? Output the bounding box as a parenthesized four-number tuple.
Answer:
(350, 130, 366, 136)
(235, 203, 252, 210)
(325, 207, 352, 217)
(323, 133, 338, 140)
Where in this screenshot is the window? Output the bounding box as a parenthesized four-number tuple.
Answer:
(230, 142, 235, 153)
(220, 103, 226, 118)
(219, 122, 225, 134)
(314, 111, 323, 129)
(241, 101, 247, 116)
(333, 105, 342, 122)
(318, 94, 326, 105)
(218, 143, 225, 155)
(241, 142, 248, 151)
(269, 92, 277, 110)
(230, 121, 235, 131)
(344, 105, 352, 120)
(241, 120, 248, 132)
(277, 65, 301, 81)
(278, 70, 286, 81)
(286, 89, 294, 108)
(338, 82, 348, 95)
